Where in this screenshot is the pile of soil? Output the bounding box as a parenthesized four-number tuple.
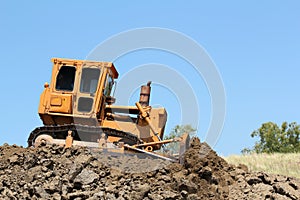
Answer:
(0, 138, 299, 200)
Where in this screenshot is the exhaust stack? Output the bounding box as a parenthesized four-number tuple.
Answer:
(139, 81, 151, 107)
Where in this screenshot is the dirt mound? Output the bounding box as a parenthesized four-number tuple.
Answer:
(0, 138, 299, 199)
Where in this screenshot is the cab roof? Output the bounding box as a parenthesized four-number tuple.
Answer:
(51, 57, 119, 79)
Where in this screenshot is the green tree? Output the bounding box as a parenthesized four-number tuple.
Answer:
(242, 122, 300, 154)
(164, 124, 196, 154)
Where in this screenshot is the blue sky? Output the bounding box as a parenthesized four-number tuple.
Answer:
(0, 1, 299, 155)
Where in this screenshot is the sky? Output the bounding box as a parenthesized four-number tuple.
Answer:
(0, 1, 299, 155)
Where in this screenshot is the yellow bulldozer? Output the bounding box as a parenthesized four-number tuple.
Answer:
(28, 58, 190, 162)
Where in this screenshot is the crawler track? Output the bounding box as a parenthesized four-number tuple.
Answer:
(27, 124, 143, 147)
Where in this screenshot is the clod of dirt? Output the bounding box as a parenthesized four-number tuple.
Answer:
(0, 138, 299, 199)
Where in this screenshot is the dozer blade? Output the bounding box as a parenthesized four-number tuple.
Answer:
(124, 144, 178, 162)
(179, 133, 190, 164)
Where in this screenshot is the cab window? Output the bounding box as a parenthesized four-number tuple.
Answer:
(104, 75, 114, 96)
(55, 66, 76, 91)
(80, 68, 100, 94)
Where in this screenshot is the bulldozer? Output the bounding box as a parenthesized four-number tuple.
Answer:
(28, 58, 190, 162)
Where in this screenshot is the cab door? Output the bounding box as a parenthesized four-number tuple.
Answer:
(73, 65, 102, 123)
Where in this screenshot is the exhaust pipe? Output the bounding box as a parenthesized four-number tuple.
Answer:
(139, 81, 151, 107)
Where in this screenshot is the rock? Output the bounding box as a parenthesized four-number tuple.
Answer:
(237, 164, 248, 172)
(275, 175, 288, 183)
(105, 184, 117, 192)
(187, 193, 201, 200)
(44, 178, 62, 193)
(159, 175, 171, 182)
(199, 166, 212, 181)
(52, 193, 61, 200)
(289, 180, 299, 190)
(257, 172, 272, 184)
(148, 193, 164, 200)
(134, 183, 151, 197)
(34, 186, 50, 199)
(74, 169, 99, 185)
(41, 158, 54, 170)
(245, 175, 262, 185)
(93, 191, 105, 198)
(273, 182, 300, 200)
(8, 155, 19, 164)
(252, 183, 274, 196)
(106, 193, 117, 200)
(181, 190, 188, 197)
(161, 190, 179, 199)
(178, 179, 198, 194)
(67, 191, 92, 199)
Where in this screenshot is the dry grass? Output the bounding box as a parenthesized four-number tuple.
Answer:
(224, 153, 300, 179)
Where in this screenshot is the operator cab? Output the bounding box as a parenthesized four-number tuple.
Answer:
(38, 58, 118, 126)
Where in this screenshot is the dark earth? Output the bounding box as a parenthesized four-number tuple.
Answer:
(0, 138, 299, 199)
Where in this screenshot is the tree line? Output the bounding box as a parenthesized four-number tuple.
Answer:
(242, 122, 300, 154)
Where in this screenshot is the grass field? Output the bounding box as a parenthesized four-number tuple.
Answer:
(224, 153, 300, 179)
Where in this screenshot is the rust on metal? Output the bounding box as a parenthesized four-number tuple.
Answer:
(139, 81, 151, 107)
